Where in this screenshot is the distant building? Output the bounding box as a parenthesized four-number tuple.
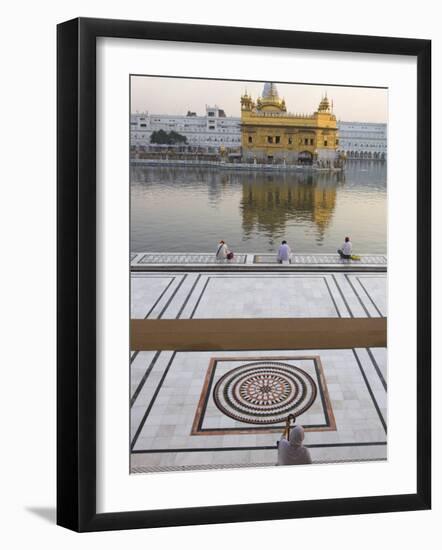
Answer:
(130, 106, 241, 152)
(337, 121, 387, 160)
(240, 83, 340, 165)
(130, 92, 387, 162)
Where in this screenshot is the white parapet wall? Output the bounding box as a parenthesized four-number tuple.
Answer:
(130, 252, 387, 272)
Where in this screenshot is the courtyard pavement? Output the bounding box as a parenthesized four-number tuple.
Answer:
(130, 270, 387, 472)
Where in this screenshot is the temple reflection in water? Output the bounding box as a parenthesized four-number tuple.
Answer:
(130, 163, 386, 254)
(239, 171, 343, 245)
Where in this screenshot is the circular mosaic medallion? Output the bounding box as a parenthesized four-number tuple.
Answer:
(213, 361, 317, 424)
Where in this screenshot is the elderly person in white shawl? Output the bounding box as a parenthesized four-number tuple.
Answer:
(277, 424, 312, 466)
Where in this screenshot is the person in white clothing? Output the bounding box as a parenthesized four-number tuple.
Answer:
(277, 240, 292, 264)
(277, 424, 312, 466)
(216, 240, 229, 261)
(338, 236, 353, 259)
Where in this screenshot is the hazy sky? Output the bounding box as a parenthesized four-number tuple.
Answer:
(131, 76, 388, 123)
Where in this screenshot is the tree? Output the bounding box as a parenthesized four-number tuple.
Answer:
(168, 131, 187, 144)
(150, 130, 187, 145)
(150, 129, 169, 144)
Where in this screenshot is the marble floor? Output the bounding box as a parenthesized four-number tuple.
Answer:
(130, 271, 387, 472)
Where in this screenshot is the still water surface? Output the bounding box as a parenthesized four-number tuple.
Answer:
(131, 162, 386, 254)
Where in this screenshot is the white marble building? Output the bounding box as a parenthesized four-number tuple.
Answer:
(131, 111, 387, 160)
(337, 121, 387, 160)
(130, 106, 241, 152)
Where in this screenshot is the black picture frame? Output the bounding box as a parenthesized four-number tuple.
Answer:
(57, 17, 431, 532)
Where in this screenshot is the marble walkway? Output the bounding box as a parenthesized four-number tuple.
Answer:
(130, 270, 387, 473)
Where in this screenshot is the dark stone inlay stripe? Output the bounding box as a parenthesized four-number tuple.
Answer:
(193, 423, 328, 433)
(323, 277, 342, 318)
(344, 273, 371, 318)
(157, 274, 188, 318)
(132, 441, 387, 454)
(176, 274, 201, 319)
(131, 352, 176, 450)
(344, 274, 371, 317)
(144, 277, 175, 319)
(357, 277, 385, 317)
(331, 274, 353, 318)
(352, 349, 387, 434)
(190, 277, 211, 318)
(366, 347, 387, 391)
(130, 350, 161, 407)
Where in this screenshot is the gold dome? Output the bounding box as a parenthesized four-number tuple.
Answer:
(317, 93, 331, 112)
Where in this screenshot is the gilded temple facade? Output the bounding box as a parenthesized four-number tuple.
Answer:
(240, 83, 340, 165)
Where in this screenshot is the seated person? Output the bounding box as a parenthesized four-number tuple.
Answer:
(277, 240, 292, 264)
(277, 424, 312, 466)
(338, 236, 353, 259)
(216, 240, 229, 260)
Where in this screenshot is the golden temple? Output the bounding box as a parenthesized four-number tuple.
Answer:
(240, 83, 340, 165)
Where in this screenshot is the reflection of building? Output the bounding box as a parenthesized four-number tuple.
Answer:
(240, 174, 339, 240)
(337, 121, 387, 160)
(130, 106, 241, 152)
(240, 83, 339, 165)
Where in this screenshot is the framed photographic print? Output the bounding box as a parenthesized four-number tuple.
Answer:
(57, 17, 431, 532)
